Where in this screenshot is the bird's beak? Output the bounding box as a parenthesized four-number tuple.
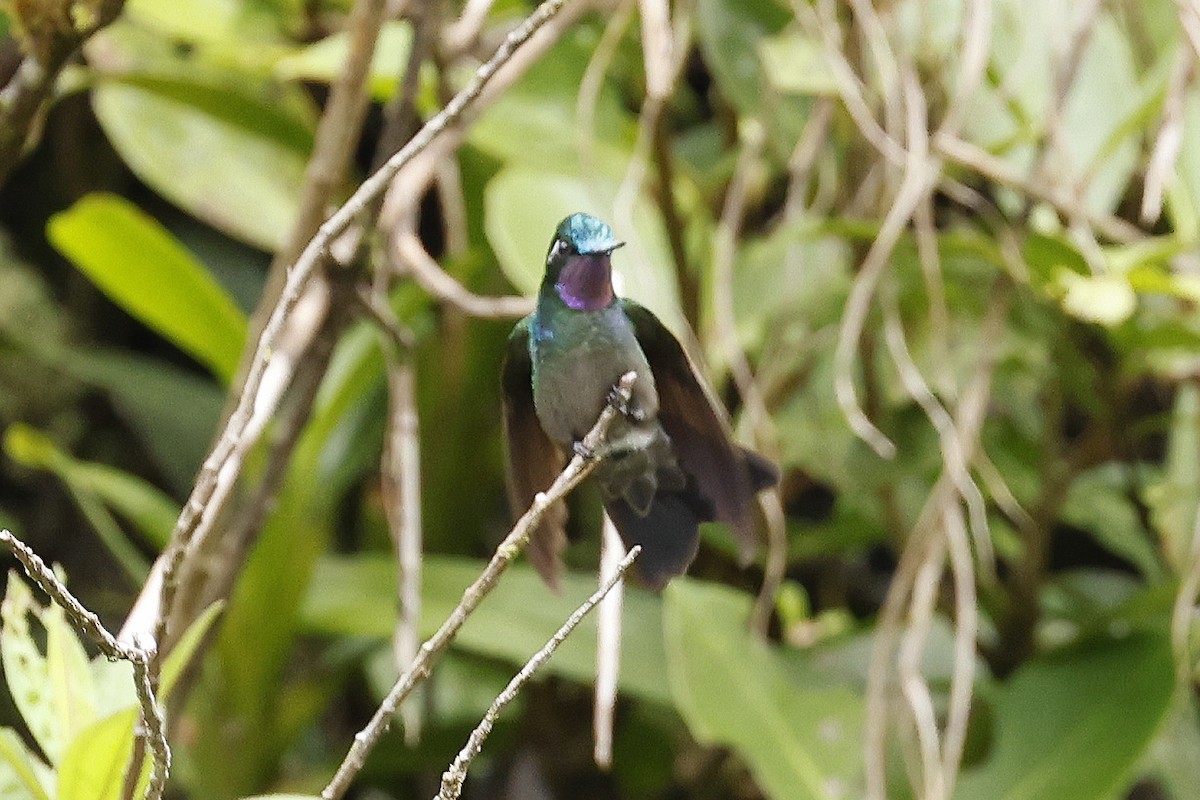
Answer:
(606, 240, 626, 254)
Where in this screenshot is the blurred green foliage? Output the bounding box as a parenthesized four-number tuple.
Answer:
(0, 0, 1198, 799)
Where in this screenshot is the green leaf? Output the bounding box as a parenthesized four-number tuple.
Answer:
(964, 3, 1146, 213)
(44, 602, 98, 755)
(123, 0, 245, 42)
(468, 28, 636, 169)
(956, 628, 1174, 800)
(88, 659, 135, 722)
(4, 423, 178, 555)
(663, 579, 864, 800)
(0, 728, 52, 800)
(91, 76, 312, 251)
(1172, 90, 1200, 243)
(1054, 270, 1136, 326)
(47, 194, 247, 382)
(0, 577, 97, 766)
(695, 0, 807, 155)
(1145, 384, 1200, 571)
(757, 32, 837, 96)
(55, 709, 138, 800)
(160, 601, 224, 700)
(484, 167, 684, 333)
(274, 20, 412, 101)
(301, 554, 672, 705)
(1060, 463, 1163, 579)
(60, 349, 225, 494)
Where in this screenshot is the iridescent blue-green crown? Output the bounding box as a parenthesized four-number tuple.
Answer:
(555, 213, 622, 254)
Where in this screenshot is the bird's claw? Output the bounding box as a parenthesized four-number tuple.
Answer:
(607, 385, 645, 422)
(573, 441, 596, 460)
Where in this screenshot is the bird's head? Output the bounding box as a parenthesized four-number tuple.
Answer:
(545, 213, 625, 311)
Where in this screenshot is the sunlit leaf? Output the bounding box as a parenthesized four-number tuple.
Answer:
(0, 580, 58, 763)
(55, 709, 138, 800)
(757, 32, 837, 96)
(48, 193, 248, 382)
(3, 424, 177, 555)
(468, 28, 636, 169)
(0, 577, 97, 766)
(161, 601, 225, 700)
(964, 2, 1146, 213)
(122, 0, 245, 42)
(0, 728, 52, 800)
(274, 21, 412, 101)
(1055, 270, 1136, 326)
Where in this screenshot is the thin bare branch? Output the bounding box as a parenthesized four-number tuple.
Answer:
(1143, 44, 1194, 223)
(395, 231, 534, 318)
(321, 372, 638, 800)
(129, 0, 577, 660)
(933, 134, 1142, 242)
(0, 0, 125, 186)
(863, 280, 1010, 800)
(437, 545, 642, 800)
(1, 529, 170, 800)
(834, 69, 938, 460)
(379, 327, 425, 745)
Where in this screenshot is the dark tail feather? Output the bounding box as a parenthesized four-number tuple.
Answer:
(604, 488, 711, 591)
(741, 447, 780, 492)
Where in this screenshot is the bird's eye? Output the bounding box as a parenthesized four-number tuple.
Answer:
(552, 239, 574, 258)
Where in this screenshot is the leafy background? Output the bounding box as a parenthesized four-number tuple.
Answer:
(0, 0, 1198, 799)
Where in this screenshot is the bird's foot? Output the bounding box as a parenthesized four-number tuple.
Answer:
(607, 384, 646, 422)
(573, 441, 597, 460)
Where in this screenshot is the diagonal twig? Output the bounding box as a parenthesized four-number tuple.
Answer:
(320, 372, 638, 800)
(437, 545, 642, 800)
(131, 0, 577, 665)
(1, 529, 170, 800)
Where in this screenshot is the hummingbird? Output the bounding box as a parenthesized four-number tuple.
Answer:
(501, 212, 778, 590)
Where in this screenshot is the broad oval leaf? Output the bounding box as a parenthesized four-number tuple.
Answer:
(664, 579, 864, 800)
(92, 76, 312, 251)
(48, 194, 248, 382)
(956, 627, 1174, 800)
(963, 2, 1146, 214)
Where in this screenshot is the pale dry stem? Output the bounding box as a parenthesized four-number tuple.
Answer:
(125, 0, 578, 666)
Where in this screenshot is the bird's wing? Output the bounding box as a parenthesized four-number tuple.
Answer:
(502, 317, 569, 590)
(621, 300, 766, 562)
